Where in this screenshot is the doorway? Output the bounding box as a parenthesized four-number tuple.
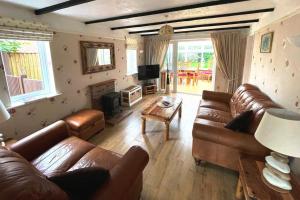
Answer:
(162, 39, 215, 95)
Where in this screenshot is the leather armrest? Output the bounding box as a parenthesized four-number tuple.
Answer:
(9, 120, 69, 161)
(192, 119, 269, 156)
(92, 146, 149, 200)
(202, 90, 232, 104)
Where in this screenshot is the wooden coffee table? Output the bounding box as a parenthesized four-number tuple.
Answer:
(141, 96, 182, 141)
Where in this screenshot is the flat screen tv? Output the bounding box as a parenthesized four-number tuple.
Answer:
(138, 65, 160, 80)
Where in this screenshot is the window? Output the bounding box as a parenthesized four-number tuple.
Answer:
(177, 41, 214, 70)
(126, 49, 138, 75)
(0, 39, 56, 105)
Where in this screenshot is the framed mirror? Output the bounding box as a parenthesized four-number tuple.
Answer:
(80, 41, 115, 74)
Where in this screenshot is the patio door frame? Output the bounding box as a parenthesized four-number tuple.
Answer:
(169, 38, 216, 94)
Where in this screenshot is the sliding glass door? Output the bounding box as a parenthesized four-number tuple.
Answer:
(162, 39, 215, 95)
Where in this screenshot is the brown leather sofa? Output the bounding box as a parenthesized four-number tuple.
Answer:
(3, 120, 149, 200)
(192, 84, 280, 171)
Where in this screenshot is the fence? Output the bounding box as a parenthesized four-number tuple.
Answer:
(1, 52, 43, 96)
(1, 52, 42, 80)
(5, 75, 43, 96)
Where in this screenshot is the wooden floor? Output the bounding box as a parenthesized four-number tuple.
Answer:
(168, 80, 213, 95)
(90, 93, 238, 200)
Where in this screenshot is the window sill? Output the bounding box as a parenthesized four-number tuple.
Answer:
(8, 92, 62, 109)
(127, 72, 138, 76)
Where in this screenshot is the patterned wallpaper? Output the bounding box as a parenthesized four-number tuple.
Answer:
(248, 12, 300, 112)
(246, 12, 300, 175)
(0, 32, 144, 139)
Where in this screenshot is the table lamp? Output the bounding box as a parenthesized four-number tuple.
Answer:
(0, 100, 10, 146)
(255, 108, 300, 192)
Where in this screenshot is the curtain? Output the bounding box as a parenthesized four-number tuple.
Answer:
(144, 35, 170, 68)
(86, 48, 98, 68)
(144, 35, 170, 90)
(211, 31, 246, 93)
(0, 16, 53, 41)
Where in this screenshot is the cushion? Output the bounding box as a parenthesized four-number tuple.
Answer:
(225, 110, 253, 132)
(68, 147, 121, 171)
(200, 99, 230, 112)
(0, 148, 68, 200)
(197, 107, 232, 123)
(48, 167, 110, 199)
(32, 136, 95, 177)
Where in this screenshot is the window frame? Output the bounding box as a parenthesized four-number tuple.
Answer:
(126, 48, 138, 76)
(2, 40, 56, 105)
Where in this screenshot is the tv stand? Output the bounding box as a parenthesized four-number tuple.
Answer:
(143, 84, 157, 95)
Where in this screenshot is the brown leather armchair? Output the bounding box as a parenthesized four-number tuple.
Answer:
(3, 120, 149, 200)
(192, 84, 280, 171)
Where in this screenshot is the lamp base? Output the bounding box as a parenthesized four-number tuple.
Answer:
(262, 168, 291, 192)
(262, 152, 292, 192)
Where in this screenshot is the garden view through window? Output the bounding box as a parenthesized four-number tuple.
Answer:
(163, 40, 214, 94)
(0, 39, 55, 104)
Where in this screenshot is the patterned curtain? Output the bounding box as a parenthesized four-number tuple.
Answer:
(0, 16, 53, 41)
(211, 31, 246, 93)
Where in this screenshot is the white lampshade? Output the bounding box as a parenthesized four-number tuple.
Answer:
(0, 100, 10, 123)
(255, 108, 300, 158)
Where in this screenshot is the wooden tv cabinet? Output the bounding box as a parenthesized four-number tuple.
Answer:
(143, 84, 157, 95)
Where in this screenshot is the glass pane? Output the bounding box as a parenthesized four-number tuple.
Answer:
(97, 48, 111, 65)
(0, 39, 45, 97)
(177, 41, 214, 70)
(127, 49, 137, 75)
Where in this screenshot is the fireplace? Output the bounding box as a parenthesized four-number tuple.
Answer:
(101, 92, 120, 117)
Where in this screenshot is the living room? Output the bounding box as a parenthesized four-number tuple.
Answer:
(0, 0, 300, 199)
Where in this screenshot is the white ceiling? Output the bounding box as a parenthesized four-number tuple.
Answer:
(1, 0, 277, 35)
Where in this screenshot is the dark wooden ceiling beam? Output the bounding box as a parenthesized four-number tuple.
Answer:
(85, 0, 249, 24)
(129, 19, 258, 34)
(35, 0, 95, 15)
(141, 26, 251, 36)
(111, 8, 274, 30)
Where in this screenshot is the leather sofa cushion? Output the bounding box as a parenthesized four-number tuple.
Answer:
(0, 148, 68, 200)
(192, 118, 269, 155)
(32, 136, 95, 176)
(197, 107, 232, 124)
(48, 167, 109, 199)
(199, 99, 230, 112)
(65, 109, 104, 131)
(69, 147, 121, 171)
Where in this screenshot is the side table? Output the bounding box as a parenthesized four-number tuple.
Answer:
(236, 154, 300, 200)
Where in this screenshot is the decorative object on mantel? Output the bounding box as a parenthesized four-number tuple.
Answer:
(287, 35, 300, 47)
(260, 32, 274, 53)
(0, 99, 10, 147)
(254, 108, 300, 192)
(80, 41, 115, 74)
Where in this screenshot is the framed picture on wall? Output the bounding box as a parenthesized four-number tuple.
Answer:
(260, 32, 274, 53)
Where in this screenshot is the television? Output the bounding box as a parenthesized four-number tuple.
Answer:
(138, 65, 160, 80)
